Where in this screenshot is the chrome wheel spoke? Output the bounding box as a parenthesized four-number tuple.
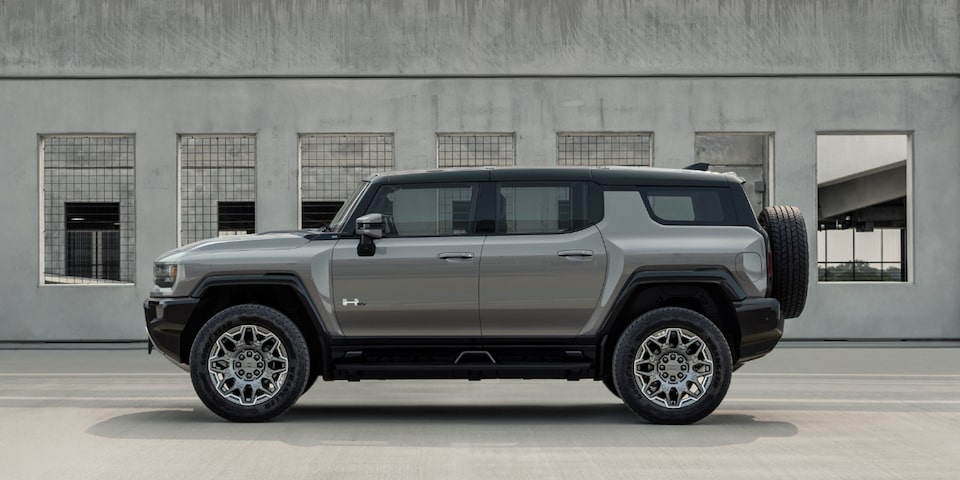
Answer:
(207, 324, 289, 407)
(633, 327, 714, 409)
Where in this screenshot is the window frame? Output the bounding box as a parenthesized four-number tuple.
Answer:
(38, 133, 136, 287)
(815, 131, 913, 284)
(177, 133, 257, 246)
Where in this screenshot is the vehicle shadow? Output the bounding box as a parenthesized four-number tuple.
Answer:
(87, 403, 798, 448)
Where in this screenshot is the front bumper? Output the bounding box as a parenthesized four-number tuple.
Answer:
(733, 297, 783, 363)
(144, 297, 200, 366)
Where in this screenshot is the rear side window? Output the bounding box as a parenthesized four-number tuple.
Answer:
(495, 182, 593, 234)
(640, 187, 736, 226)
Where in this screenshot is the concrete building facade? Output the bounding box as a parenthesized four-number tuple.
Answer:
(1, 0, 957, 341)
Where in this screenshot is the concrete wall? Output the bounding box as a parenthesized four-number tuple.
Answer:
(0, 77, 957, 340)
(1, 0, 957, 76)
(0, 0, 958, 340)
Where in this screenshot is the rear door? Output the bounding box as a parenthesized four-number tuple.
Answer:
(478, 181, 606, 337)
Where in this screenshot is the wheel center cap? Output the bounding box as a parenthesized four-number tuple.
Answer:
(657, 352, 688, 383)
(233, 350, 265, 381)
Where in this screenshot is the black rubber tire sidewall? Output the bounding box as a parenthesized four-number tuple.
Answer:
(301, 373, 319, 396)
(601, 375, 620, 398)
(612, 307, 732, 425)
(189, 304, 310, 422)
(758, 205, 810, 319)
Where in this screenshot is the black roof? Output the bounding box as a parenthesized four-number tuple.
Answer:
(367, 166, 740, 187)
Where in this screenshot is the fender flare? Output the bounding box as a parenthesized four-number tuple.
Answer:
(189, 274, 332, 375)
(597, 269, 746, 337)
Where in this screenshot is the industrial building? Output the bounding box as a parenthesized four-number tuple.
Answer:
(0, 0, 957, 341)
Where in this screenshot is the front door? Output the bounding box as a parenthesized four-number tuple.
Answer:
(330, 182, 483, 337)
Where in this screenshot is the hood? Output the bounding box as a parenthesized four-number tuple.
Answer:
(155, 232, 311, 263)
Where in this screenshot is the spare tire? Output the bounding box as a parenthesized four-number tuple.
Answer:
(758, 206, 809, 319)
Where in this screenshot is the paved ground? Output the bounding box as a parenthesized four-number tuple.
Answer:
(0, 344, 958, 479)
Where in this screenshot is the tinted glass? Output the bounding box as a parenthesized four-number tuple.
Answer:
(496, 182, 590, 234)
(366, 184, 476, 237)
(640, 187, 735, 225)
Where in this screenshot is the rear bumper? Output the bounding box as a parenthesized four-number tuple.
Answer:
(733, 298, 783, 363)
(144, 297, 199, 365)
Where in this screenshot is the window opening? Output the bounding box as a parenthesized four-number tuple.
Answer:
(300, 134, 393, 229)
(437, 133, 515, 167)
(557, 132, 652, 167)
(64, 203, 121, 281)
(180, 135, 256, 245)
(694, 133, 772, 214)
(817, 134, 909, 282)
(42, 135, 135, 285)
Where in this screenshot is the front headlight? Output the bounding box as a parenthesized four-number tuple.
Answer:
(153, 263, 178, 288)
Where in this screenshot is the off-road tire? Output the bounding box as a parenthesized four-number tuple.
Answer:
(613, 307, 732, 425)
(758, 205, 809, 319)
(189, 304, 310, 422)
(602, 375, 620, 398)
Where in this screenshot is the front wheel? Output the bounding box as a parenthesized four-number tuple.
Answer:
(189, 304, 310, 422)
(612, 307, 732, 425)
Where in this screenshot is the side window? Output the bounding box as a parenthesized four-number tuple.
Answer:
(496, 182, 591, 234)
(365, 184, 477, 237)
(640, 187, 736, 226)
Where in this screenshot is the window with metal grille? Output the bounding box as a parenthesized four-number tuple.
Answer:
(41, 135, 135, 285)
(179, 135, 256, 245)
(437, 133, 515, 167)
(217, 201, 255, 236)
(302, 201, 345, 230)
(557, 133, 652, 167)
(300, 134, 393, 229)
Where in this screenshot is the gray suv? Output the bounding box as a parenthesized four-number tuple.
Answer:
(144, 166, 808, 424)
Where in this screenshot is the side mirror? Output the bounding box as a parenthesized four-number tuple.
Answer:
(355, 213, 383, 257)
(355, 213, 384, 239)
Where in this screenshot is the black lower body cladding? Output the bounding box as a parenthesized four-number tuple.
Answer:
(759, 206, 810, 319)
(144, 297, 199, 363)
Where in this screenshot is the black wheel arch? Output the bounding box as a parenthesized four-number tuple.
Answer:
(597, 270, 744, 380)
(180, 275, 331, 381)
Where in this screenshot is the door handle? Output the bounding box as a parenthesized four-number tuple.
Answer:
(438, 252, 475, 260)
(557, 249, 594, 257)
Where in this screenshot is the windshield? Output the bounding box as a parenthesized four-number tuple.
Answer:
(327, 181, 369, 233)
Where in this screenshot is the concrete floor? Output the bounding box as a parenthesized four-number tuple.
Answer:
(0, 345, 958, 479)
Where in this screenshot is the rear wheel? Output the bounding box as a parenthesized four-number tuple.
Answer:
(613, 307, 732, 425)
(758, 205, 809, 319)
(189, 304, 310, 422)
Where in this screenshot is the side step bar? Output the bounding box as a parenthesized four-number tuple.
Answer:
(333, 362, 594, 381)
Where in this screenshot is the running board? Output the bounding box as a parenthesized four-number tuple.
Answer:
(332, 362, 594, 381)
